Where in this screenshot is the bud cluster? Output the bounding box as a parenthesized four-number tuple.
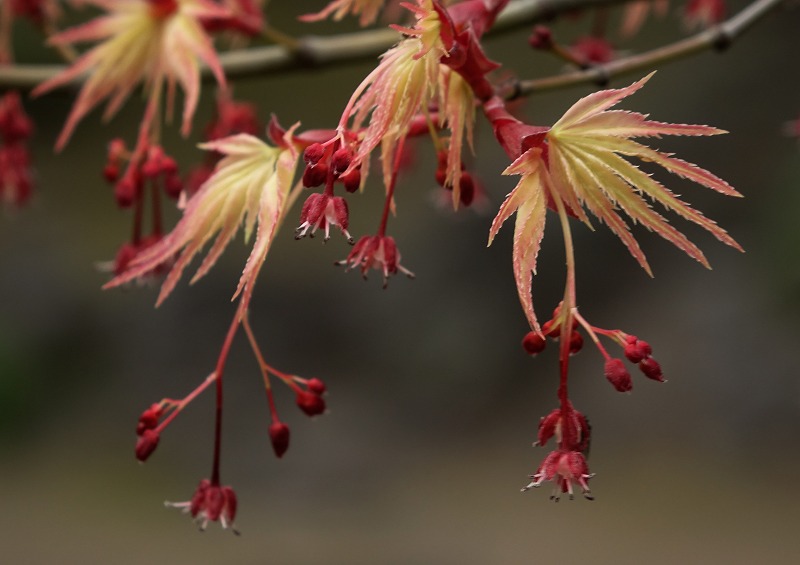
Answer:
(134, 402, 170, 462)
(105, 140, 182, 208)
(603, 334, 664, 392)
(199, 0, 264, 37)
(434, 149, 477, 208)
(295, 141, 360, 243)
(523, 404, 594, 501)
(166, 478, 239, 534)
(185, 95, 262, 196)
(293, 376, 327, 417)
(521, 307, 583, 356)
(337, 234, 416, 288)
(0, 92, 34, 207)
(257, 356, 330, 459)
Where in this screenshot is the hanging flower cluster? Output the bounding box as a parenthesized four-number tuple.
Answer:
(13, 0, 749, 531)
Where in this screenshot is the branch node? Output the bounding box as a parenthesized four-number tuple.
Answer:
(712, 28, 734, 52)
(291, 37, 323, 68)
(591, 66, 610, 88)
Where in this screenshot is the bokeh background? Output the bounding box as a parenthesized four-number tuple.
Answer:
(2, 1, 799, 563)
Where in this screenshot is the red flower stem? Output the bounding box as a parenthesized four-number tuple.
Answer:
(210, 311, 242, 486)
(151, 180, 162, 236)
(574, 311, 612, 361)
(131, 186, 144, 245)
(323, 165, 335, 197)
(241, 313, 285, 422)
(242, 315, 298, 392)
(154, 372, 218, 434)
(242, 314, 273, 391)
(548, 182, 577, 415)
(377, 136, 406, 237)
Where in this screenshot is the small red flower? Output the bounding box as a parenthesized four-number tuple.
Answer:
(534, 405, 591, 452)
(521, 449, 594, 501)
(337, 235, 415, 288)
(0, 92, 34, 207)
(166, 479, 239, 533)
(268, 421, 290, 458)
(295, 192, 353, 243)
(521, 331, 546, 355)
(570, 36, 615, 66)
(604, 358, 633, 392)
(135, 429, 160, 462)
(295, 389, 326, 417)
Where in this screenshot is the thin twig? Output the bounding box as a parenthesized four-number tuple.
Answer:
(506, 0, 786, 97)
(0, 0, 631, 90)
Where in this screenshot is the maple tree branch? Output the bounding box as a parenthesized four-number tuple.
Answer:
(505, 0, 786, 97)
(0, 0, 632, 90)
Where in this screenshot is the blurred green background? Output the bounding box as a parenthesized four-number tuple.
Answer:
(1, 1, 799, 563)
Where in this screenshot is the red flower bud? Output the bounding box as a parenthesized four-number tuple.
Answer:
(306, 378, 327, 395)
(141, 146, 167, 178)
(639, 358, 664, 382)
(435, 167, 447, 187)
(332, 147, 353, 174)
(113, 243, 138, 276)
(528, 26, 553, 50)
(522, 331, 547, 355)
(340, 168, 361, 193)
(268, 422, 290, 458)
(459, 173, 475, 207)
(114, 176, 138, 208)
(164, 174, 183, 199)
(296, 390, 326, 417)
(135, 429, 160, 461)
(160, 156, 178, 176)
(137, 403, 161, 434)
(302, 162, 328, 188)
(103, 163, 119, 183)
(604, 358, 632, 392)
(624, 338, 653, 363)
(624, 341, 645, 363)
(569, 330, 584, 355)
(303, 142, 325, 164)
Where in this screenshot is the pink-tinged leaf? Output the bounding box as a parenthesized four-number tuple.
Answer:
(233, 147, 296, 311)
(34, 0, 227, 151)
(566, 143, 711, 268)
(552, 72, 655, 131)
(31, 51, 97, 99)
(543, 140, 593, 229)
(489, 148, 543, 245)
(511, 167, 548, 332)
(563, 110, 727, 139)
(549, 142, 652, 274)
(581, 136, 741, 197)
(105, 132, 298, 306)
(580, 146, 743, 252)
(200, 133, 266, 156)
(47, 15, 117, 45)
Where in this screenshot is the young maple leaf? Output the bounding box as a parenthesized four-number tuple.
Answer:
(32, 0, 228, 150)
(489, 73, 742, 332)
(105, 128, 299, 310)
(337, 0, 477, 193)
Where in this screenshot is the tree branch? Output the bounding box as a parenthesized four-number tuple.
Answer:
(505, 0, 786, 97)
(0, 0, 631, 90)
